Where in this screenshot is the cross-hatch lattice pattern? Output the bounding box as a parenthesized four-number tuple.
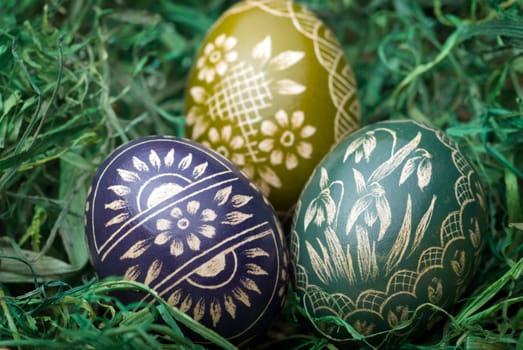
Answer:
(388, 270, 417, 294)
(287, 8, 359, 140)
(305, 287, 356, 314)
(358, 291, 385, 313)
(332, 293, 356, 317)
(456, 174, 474, 206)
(440, 211, 463, 245)
(206, 61, 272, 162)
(452, 151, 472, 176)
(417, 247, 443, 273)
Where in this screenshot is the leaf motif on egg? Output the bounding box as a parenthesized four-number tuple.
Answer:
(302, 130, 441, 284)
(387, 305, 410, 329)
(184, 0, 361, 213)
(85, 137, 289, 341)
(291, 120, 487, 342)
(354, 320, 376, 336)
(303, 167, 342, 231)
(302, 129, 443, 288)
(187, 34, 312, 197)
(106, 151, 257, 268)
(236, 0, 361, 138)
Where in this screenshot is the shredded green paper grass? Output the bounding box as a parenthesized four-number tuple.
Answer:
(1, 0, 522, 349)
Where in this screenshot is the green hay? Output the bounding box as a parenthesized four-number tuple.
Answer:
(1, 0, 522, 349)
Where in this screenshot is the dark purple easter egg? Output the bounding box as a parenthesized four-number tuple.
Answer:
(84, 136, 289, 345)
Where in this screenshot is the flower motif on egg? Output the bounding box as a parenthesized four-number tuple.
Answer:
(201, 125, 246, 167)
(153, 200, 218, 256)
(291, 121, 487, 344)
(346, 171, 391, 242)
(197, 34, 239, 84)
(259, 109, 316, 171)
(344, 130, 377, 163)
(85, 137, 289, 338)
(185, 0, 362, 215)
(303, 168, 339, 230)
(186, 34, 308, 198)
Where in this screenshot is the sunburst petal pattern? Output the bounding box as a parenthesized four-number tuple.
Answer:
(85, 136, 289, 344)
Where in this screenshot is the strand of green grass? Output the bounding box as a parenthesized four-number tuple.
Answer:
(0, 278, 229, 349)
(0, 277, 235, 349)
(480, 110, 523, 180)
(391, 14, 523, 111)
(0, 288, 21, 345)
(391, 24, 464, 106)
(1, 1, 522, 349)
(31, 36, 64, 150)
(454, 257, 523, 328)
(87, 279, 236, 350)
(33, 172, 90, 262)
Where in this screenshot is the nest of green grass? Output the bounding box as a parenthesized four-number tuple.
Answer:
(1, 0, 522, 349)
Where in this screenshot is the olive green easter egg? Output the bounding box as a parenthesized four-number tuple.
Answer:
(184, 0, 361, 215)
(290, 120, 487, 347)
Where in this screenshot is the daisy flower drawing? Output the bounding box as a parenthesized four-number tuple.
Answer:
(197, 34, 238, 84)
(259, 109, 316, 170)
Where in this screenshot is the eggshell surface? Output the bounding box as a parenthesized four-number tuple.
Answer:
(84, 136, 289, 344)
(290, 120, 487, 346)
(184, 0, 361, 214)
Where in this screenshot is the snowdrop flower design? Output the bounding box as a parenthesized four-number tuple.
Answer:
(345, 169, 391, 242)
(303, 167, 342, 230)
(259, 109, 316, 170)
(343, 130, 377, 163)
(197, 34, 238, 83)
(399, 148, 433, 190)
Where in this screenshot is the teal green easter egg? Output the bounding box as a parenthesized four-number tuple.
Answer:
(184, 0, 361, 215)
(290, 120, 487, 347)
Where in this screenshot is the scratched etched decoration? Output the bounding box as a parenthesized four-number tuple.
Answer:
(184, 0, 361, 214)
(84, 136, 289, 345)
(290, 120, 487, 347)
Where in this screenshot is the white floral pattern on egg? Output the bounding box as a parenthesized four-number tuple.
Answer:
(290, 120, 487, 347)
(85, 136, 289, 345)
(185, 0, 361, 214)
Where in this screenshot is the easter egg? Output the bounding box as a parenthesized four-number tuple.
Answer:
(84, 136, 289, 345)
(290, 120, 487, 347)
(184, 0, 361, 215)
